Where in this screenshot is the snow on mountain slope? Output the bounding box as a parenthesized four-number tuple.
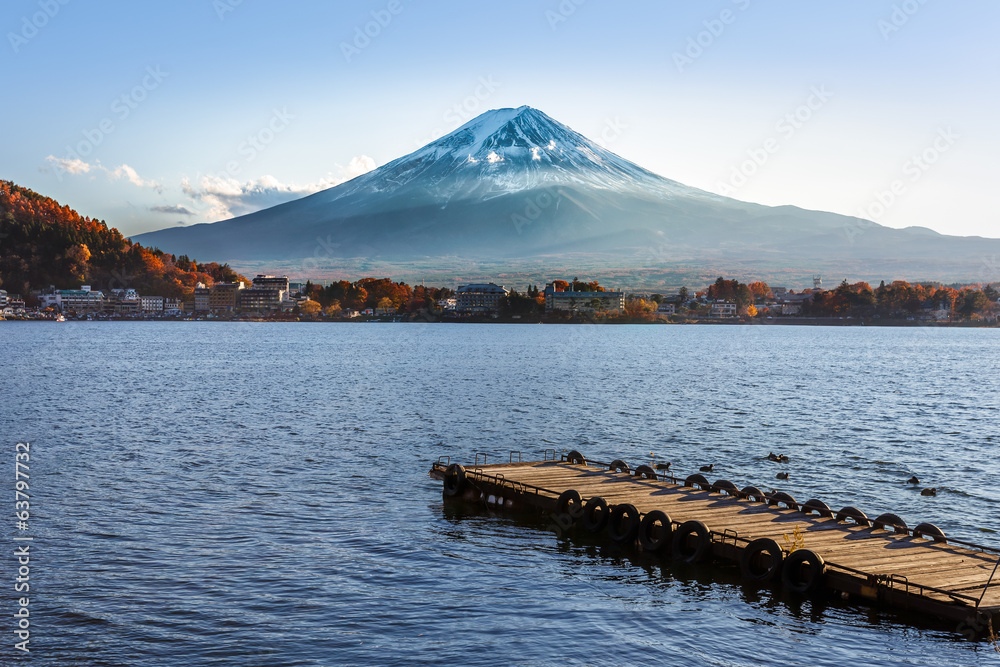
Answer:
(302, 105, 725, 209)
(132, 105, 1000, 281)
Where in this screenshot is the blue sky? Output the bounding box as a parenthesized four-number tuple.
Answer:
(3, 0, 998, 239)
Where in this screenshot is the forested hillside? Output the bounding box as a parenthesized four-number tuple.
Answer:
(0, 181, 247, 298)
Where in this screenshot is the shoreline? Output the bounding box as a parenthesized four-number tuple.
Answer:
(3, 315, 997, 328)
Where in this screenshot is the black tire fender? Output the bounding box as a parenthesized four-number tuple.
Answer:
(672, 520, 712, 563)
(607, 503, 641, 544)
(581, 496, 609, 532)
(566, 450, 587, 465)
(443, 464, 466, 497)
(873, 513, 908, 534)
(741, 486, 767, 503)
(835, 506, 872, 527)
(555, 489, 583, 519)
(609, 459, 630, 474)
(634, 464, 657, 480)
(781, 549, 826, 593)
(801, 499, 834, 518)
(712, 479, 739, 496)
(740, 538, 784, 582)
(913, 522, 947, 542)
(684, 473, 711, 490)
(638, 510, 672, 552)
(768, 491, 798, 511)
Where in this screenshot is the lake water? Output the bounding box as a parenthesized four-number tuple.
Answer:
(3, 322, 1000, 666)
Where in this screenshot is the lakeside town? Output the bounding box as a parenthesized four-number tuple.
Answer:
(3, 180, 997, 326)
(2, 273, 998, 325)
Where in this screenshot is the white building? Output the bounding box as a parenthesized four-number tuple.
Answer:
(140, 296, 165, 313)
(543, 283, 624, 313)
(59, 286, 104, 314)
(710, 302, 737, 318)
(456, 283, 508, 313)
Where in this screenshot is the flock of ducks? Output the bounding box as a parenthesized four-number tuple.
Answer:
(644, 451, 938, 497)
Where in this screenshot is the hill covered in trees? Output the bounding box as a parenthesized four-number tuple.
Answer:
(0, 181, 247, 299)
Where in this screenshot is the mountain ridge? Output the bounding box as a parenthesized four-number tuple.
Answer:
(133, 106, 1000, 283)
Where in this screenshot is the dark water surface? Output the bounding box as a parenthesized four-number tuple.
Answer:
(3, 322, 1000, 666)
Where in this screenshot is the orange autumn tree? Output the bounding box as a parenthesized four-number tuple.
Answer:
(747, 281, 771, 299)
(0, 180, 248, 299)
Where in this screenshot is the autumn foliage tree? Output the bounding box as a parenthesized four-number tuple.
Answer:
(706, 277, 753, 313)
(0, 180, 248, 299)
(299, 300, 321, 317)
(747, 281, 771, 300)
(623, 297, 655, 320)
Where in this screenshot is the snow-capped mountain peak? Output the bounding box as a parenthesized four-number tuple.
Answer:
(325, 105, 712, 205)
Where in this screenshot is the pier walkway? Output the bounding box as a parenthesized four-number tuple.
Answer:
(431, 452, 1000, 633)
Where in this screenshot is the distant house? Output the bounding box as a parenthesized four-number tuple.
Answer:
(775, 292, 812, 316)
(209, 282, 245, 313)
(543, 283, 624, 313)
(59, 286, 105, 314)
(228, 274, 290, 313)
(140, 295, 165, 313)
(164, 298, 183, 316)
(456, 283, 508, 313)
(710, 301, 736, 318)
(779, 303, 802, 316)
(194, 283, 211, 312)
(251, 274, 290, 293)
(106, 288, 140, 315)
(656, 303, 676, 315)
(239, 289, 282, 313)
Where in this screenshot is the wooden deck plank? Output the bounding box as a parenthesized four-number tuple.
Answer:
(444, 459, 1000, 622)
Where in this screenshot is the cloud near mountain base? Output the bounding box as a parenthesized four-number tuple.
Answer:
(181, 156, 376, 221)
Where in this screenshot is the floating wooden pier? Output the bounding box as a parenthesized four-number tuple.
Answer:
(431, 451, 1000, 635)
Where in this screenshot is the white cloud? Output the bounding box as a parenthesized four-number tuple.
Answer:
(44, 156, 161, 191)
(345, 155, 376, 178)
(182, 156, 377, 221)
(45, 155, 93, 174)
(111, 164, 161, 191)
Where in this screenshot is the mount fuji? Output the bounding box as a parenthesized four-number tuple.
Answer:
(134, 106, 1000, 283)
